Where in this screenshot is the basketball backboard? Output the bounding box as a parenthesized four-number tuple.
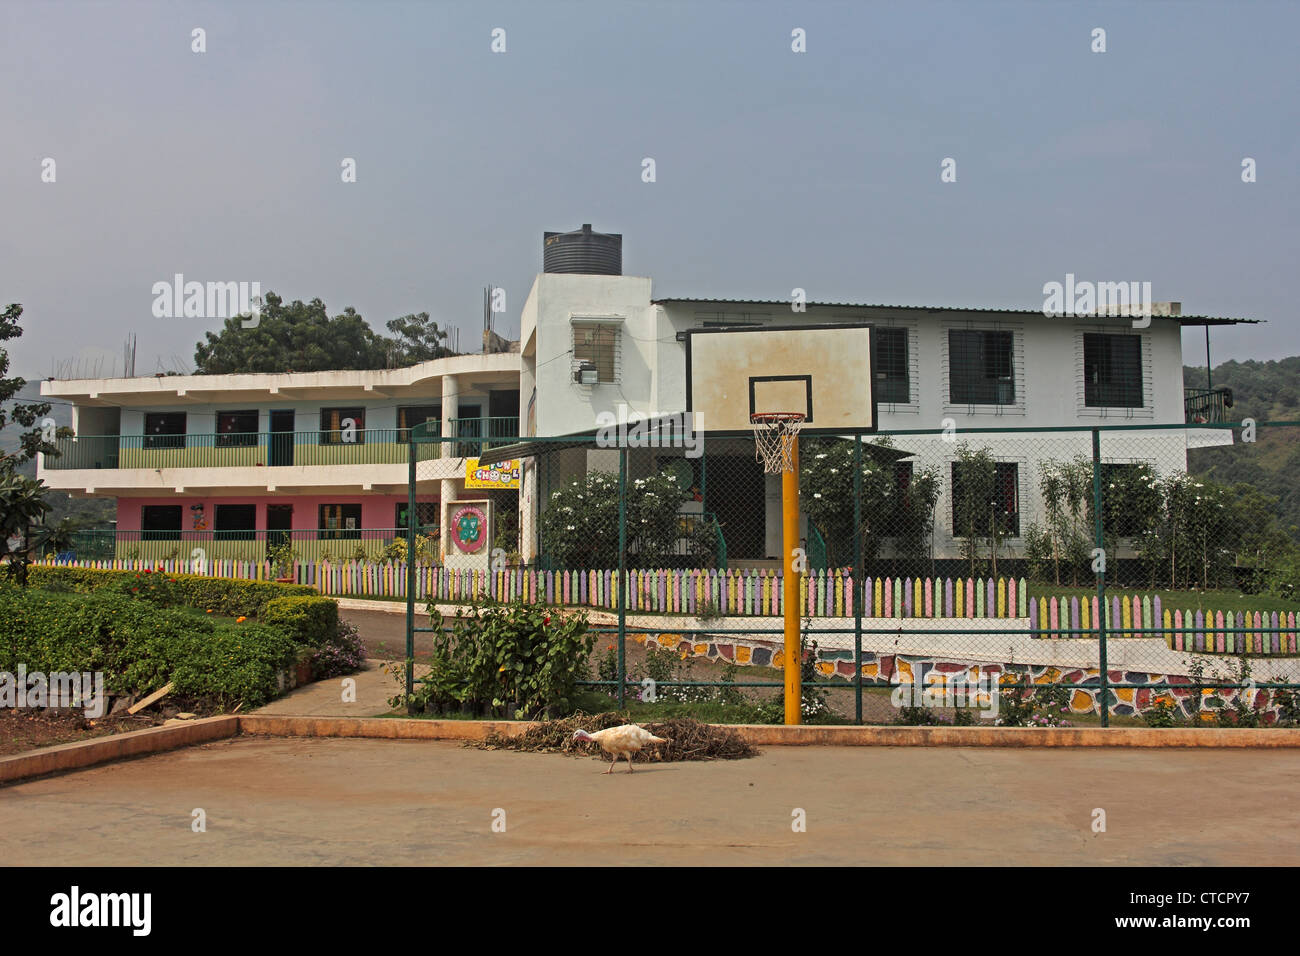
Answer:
(684, 323, 877, 435)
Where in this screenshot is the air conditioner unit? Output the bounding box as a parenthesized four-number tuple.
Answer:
(575, 362, 598, 386)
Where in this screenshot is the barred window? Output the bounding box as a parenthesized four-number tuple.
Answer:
(216, 410, 258, 447)
(949, 330, 1014, 405)
(214, 504, 257, 541)
(573, 323, 619, 383)
(1084, 334, 1143, 408)
(319, 407, 365, 445)
(397, 405, 440, 443)
(141, 505, 182, 541)
(874, 328, 909, 403)
(319, 503, 362, 539)
(395, 502, 439, 532)
(143, 412, 185, 449)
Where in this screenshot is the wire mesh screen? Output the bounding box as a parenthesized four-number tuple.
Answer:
(393, 422, 1300, 727)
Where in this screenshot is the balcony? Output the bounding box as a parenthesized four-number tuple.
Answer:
(1184, 387, 1234, 424)
(41, 419, 521, 471)
(52, 527, 439, 564)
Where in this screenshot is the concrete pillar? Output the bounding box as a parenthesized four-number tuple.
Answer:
(441, 374, 459, 460)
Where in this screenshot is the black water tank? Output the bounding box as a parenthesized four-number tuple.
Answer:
(543, 223, 622, 275)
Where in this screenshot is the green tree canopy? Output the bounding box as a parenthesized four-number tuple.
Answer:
(193, 293, 457, 374)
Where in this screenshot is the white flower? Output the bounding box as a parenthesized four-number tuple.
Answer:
(813, 493, 822, 499)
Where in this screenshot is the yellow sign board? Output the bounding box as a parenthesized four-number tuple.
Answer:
(465, 458, 521, 489)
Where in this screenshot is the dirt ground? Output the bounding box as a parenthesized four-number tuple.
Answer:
(0, 708, 169, 757)
(4, 737, 1298, 866)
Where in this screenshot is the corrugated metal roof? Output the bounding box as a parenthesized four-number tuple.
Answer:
(650, 297, 1260, 325)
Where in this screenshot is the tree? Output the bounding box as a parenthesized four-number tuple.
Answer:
(539, 470, 693, 570)
(386, 312, 453, 363)
(193, 293, 392, 374)
(1, 304, 63, 466)
(1, 303, 64, 583)
(800, 437, 940, 574)
(0, 468, 51, 584)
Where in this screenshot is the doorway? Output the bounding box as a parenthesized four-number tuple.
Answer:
(270, 410, 294, 466)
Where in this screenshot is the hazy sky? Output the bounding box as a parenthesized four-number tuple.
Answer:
(2, 0, 1296, 380)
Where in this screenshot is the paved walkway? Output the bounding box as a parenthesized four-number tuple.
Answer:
(255, 660, 406, 717)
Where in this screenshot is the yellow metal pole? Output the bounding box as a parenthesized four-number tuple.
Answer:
(783, 433, 802, 725)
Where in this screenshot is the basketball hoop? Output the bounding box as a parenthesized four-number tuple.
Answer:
(751, 412, 805, 474)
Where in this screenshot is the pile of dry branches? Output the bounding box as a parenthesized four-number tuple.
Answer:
(477, 712, 758, 762)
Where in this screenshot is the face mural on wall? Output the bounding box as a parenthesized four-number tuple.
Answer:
(451, 505, 487, 553)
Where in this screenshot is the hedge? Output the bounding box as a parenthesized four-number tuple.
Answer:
(28, 565, 319, 617)
(261, 596, 340, 647)
(0, 587, 296, 707)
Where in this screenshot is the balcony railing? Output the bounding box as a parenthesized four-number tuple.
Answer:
(54, 527, 445, 564)
(41, 419, 521, 471)
(1184, 387, 1234, 424)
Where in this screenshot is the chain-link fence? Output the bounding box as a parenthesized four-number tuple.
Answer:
(410, 421, 1300, 726)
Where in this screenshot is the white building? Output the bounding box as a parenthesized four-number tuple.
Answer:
(515, 269, 1251, 566)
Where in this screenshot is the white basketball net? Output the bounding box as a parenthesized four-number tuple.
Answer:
(751, 413, 805, 474)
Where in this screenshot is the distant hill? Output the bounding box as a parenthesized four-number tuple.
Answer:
(1185, 359, 1300, 537)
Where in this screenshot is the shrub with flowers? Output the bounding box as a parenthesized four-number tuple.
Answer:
(800, 437, 940, 570)
(538, 470, 694, 569)
(995, 669, 1072, 727)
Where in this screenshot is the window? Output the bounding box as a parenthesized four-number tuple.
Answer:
(951, 461, 1020, 537)
(395, 502, 439, 532)
(216, 410, 258, 447)
(573, 323, 619, 383)
(141, 505, 182, 541)
(397, 405, 440, 443)
(214, 504, 257, 541)
(319, 407, 365, 445)
(949, 330, 1014, 405)
(1084, 334, 1143, 408)
(143, 412, 186, 449)
(319, 504, 362, 539)
(874, 328, 910, 404)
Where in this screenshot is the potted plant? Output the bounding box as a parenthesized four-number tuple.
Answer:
(268, 539, 296, 583)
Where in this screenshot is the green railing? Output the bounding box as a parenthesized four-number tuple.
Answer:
(1184, 387, 1233, 424)
(43, 420, 521, 470)
(447, 417, 520, 454)
(58, 527, 438, 564)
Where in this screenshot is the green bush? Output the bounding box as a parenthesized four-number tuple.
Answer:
(400, 598, 595, 719)
(0, 587, 295, 707)
(28, 565, 317, 617)
(261, 595, 340, 646)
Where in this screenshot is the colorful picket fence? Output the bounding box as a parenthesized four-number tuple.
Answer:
(37, 557, 1027, 619)
(1028, 593, 1300, 655)
(38, 556, 1297, 654)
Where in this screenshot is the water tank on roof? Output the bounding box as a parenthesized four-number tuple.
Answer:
(543, 223, 622, 275)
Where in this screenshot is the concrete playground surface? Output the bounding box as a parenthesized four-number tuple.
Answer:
(5, 735, 1299, 866)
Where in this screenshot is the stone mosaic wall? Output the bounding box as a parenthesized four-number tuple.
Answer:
(641, 632, 1289, 723)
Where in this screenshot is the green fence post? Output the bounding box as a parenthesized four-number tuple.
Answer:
(617, 446, 628, 709)
(853, 437, 864, 724)
(1092, 428, 1109, 728)
(405, 437, 416, 714)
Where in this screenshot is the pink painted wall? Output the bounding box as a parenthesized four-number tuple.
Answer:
(115, 494, 438, 532)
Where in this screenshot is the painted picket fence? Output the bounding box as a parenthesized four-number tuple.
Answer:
(1028, 593, 1300, 655)
(36, 557, 1028, 619)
